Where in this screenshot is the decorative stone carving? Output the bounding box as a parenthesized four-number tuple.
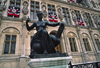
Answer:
(42, 5, 47, 19)
(2, 27, 20, 34)
(92, 14, 100, 27)
(71, 11, 77, 21)
(22, 1, 28, 15)
(41, 2, 47, 20)
(57, 8, 63, 22)
(82, 13, 88, 23)
(79, 0, 90, 7)
(0, 0, 7, 10)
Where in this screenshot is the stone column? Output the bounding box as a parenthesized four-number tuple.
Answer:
(75, 25, 87, 63)
(21, 17, 27, 56)
(62, 28, 69, 54)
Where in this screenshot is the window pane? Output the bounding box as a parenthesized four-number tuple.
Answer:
(31, 2, 34, 5)
(30, 11, 34, 20)
(11, 0, 15, 1)
(72, 38, 75, 42)
(16, 4, 20, 7)
(36, 12, 38, 20)
(12, 35, 16, 41)
(36, 2, 39, 6)
(16, 0, 20, 2)
(31, 6, 34, 10)
(10, 42, 16, 54)
(48, 4, 51, 8)
(69, 38, 71, 42)
(10, 3, 15, 6)
(64, 17, 67, 24)
(36, 7, 39, 10)
(52, 5, 55, 9)
(4, 42, 9, 54)
(68, 17, 71, 25)
(6, 35, 10, 40)
(74, 43, 77, 51)
(48, 9, 51, 13)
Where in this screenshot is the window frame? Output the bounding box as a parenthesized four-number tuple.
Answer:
(82, 38, 91, 51)
(62, 7, 71, 25)
(30, 1, 40, 20)
(69, 37, 78, 52)
(3, 34, 17, 54)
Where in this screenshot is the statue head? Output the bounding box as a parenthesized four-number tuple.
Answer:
(37, 11, 43, 21)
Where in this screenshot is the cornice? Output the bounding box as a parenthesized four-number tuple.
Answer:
(50, 0, 100, 13)
(2, 16, 22, 22)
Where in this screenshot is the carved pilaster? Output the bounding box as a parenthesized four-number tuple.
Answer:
(88, 26, 99, 61)
(75, 25, 87, 63)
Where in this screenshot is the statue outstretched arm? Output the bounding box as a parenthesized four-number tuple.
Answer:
(46, 21, 60, 27)
(26, 17, 36, 31)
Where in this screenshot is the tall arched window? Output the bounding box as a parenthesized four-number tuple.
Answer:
(93, 34, 100, 51)
(2, 27, 20, 54)
(82, 33, 91, 51)
(67, 32, 78, 52)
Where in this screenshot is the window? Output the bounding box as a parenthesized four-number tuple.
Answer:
(62, 8, 71, 25)
(10, 0, 21, 8)
(84, 12, 94, 27)
(4, 35, 16, 54)
(30, 1, 39, 20)
(74, 10, 84, 26)
(69, 38, 78, 52)
(83, 38, 91, 51)
(74, 10, 81, 19)
(48, 4, 55, 13)
(95, 39, 100, 51)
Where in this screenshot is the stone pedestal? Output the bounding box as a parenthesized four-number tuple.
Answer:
(28, 56, 72, 68)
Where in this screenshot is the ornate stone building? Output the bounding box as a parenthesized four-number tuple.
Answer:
(0, 0, 100, 68)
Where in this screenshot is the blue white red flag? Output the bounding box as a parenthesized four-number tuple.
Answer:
(78, 18, 84, 26)
(49, 12, 58, 22)
(70, 0, 76, 2)
(8, 7, 20, 17)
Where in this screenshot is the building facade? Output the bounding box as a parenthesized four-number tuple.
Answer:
(0, 0, 100, 68)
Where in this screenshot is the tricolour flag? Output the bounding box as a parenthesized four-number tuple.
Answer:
(49, 12, 58, 22)
(78, 18, 84, 26)
(8, 6, 20, 17)
(70, 0, 76, 2)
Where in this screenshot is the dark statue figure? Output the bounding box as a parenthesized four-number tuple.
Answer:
(26, 11, 64, 58)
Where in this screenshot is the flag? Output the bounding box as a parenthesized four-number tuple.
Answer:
(70, 0, 76, 2)
(8, 6, 20, 17)
(78, 18, 84, 26)
(49, 12, 58, 22)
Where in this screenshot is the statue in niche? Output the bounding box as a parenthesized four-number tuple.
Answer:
(42, 5, 47, 20)
(58, 8, 63, 22)
(71, 11, 77, 21)
(22, 1, 28, 15)
(1, 0, 7, 5)
(26, 11, 64, 58)
(92, 16, 100, 26)
(83, 13, 88, 22)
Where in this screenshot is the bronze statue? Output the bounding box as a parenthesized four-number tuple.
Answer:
(26, 11, 64, 58)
